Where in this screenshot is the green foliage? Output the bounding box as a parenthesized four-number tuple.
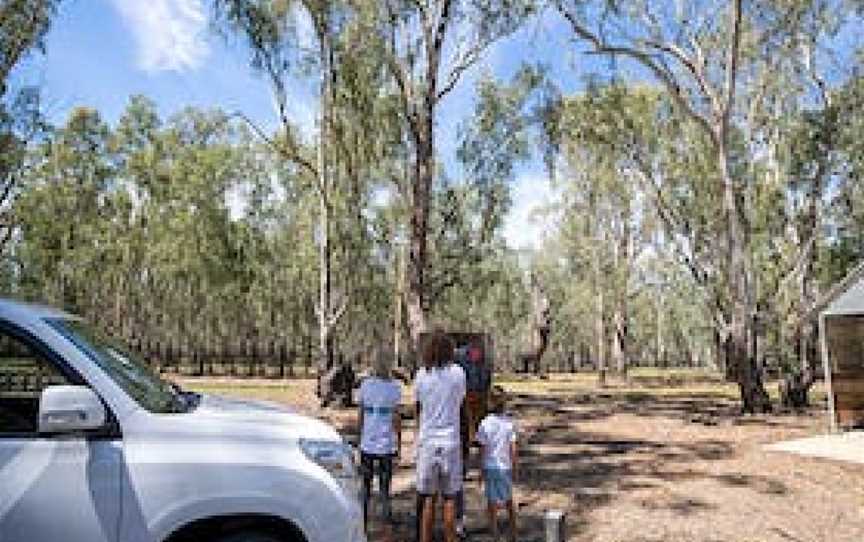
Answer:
(0, 0, 61, 91)
(6, 0, 864, 383)
(0, 0, 62, 255)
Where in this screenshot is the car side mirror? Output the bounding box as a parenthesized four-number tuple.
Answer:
(39, 385, 106, 434)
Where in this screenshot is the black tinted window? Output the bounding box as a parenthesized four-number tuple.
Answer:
(0, 330, 71, 435)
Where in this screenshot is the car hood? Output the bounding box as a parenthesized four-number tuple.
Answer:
(197, 393, 297, 416)
(133, 393, 341, 445)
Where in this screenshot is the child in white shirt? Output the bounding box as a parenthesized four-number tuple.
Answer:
(476, 387, 518, 542)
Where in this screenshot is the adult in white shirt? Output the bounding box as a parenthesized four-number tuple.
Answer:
(358, 356, 402, 529)
(414, 332, 466, 542)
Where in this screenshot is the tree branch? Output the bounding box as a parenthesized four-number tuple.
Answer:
(643, 39, 720, 116)
(436, 40, 486, 102)
(426, 0, 454, 104)
(556, 3, 717, 143)
(383, 0, 419, 139)
(722, 0, 743, 133)
(228, 111, 318, 182)
(629, 163, 712, 288)
(327, 294, 349, 329)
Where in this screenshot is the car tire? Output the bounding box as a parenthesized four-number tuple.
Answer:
(216, 531, 287, 542)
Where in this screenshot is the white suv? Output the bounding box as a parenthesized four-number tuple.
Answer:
(0, 299, 365, 542)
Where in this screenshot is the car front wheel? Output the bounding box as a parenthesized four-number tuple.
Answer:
(217, 530, 291, 542)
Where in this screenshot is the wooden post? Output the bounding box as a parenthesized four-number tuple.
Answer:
(820, 313, 837, 433)
(545, 509, 566, 542)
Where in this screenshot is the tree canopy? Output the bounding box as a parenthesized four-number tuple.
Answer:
(2, 0, 863, 411)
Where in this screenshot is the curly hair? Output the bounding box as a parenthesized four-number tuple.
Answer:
(421, 330, 455, 368)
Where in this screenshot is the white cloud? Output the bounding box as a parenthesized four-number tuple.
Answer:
(111, 0, 210, 73)
(503, 174, 562, 251)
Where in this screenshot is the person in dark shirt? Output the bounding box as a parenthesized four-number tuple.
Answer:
(462, 343, 491, 446)
(454, 342, 492, 538)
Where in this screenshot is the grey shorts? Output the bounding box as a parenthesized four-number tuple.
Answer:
(416, 443, 462, 497)
(483, 468, 513, 504)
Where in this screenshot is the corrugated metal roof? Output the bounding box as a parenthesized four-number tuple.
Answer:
(809, 259, 864, 318)
(826, 276, 864, 315)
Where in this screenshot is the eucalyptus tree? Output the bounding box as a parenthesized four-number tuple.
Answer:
(0, 0, 60, 90)
(0, 0, 62, 255)
(554, 0, 754, 407)
(14, 107, 114, 311)
(552, 0, 860, 412)
(365, 0, 536, 359)
(214, 0, 397, 388)
(766, 70, 864, 405)
(425, 66, 541, 307)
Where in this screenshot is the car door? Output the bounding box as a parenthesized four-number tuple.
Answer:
(0, 324, 121, 542)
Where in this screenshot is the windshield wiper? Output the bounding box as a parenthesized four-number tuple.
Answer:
(181, 390, 202, 411)
(168, 382, 201, 412)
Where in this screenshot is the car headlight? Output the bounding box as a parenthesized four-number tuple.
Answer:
(299, 439, 360, 498)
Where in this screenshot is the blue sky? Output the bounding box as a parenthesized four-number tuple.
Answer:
(12, 2, 862, 252)
(12, 0, 598, 250)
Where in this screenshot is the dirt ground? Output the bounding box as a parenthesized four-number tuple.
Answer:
(179, 373, 864, 542)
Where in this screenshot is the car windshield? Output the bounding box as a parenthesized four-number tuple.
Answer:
(45, 318, 190, 414)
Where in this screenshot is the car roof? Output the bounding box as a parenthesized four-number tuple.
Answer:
(0, 298, 76, 323)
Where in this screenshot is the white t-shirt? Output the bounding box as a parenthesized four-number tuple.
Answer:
(414, 364, 466, 448)
(359, 376, 402, 455)
(477, 413, 517, 470)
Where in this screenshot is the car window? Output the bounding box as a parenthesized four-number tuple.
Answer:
(0, 329, 72, 436)
(46, 318, 186, 414)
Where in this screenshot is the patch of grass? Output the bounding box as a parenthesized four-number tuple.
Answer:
(176, 377, 314, 406)
(172, 374, 830, 416)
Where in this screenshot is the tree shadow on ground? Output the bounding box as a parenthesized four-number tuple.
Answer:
(510, 390, 822, 429)
(499, 392, 792, 541)
(334, 389, 799, 541)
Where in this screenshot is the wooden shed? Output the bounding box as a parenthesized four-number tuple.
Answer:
(814, 261, 864, 431)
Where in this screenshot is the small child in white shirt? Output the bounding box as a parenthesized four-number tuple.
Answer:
(476, 387, 518, 542)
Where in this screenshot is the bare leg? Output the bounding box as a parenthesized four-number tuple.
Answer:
(442, 496, 457, 542)
(506, 499, 517, 542)
(421, 495, 436, 542)
(487, 502, 498, 540)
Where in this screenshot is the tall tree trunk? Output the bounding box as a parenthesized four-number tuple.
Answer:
(318, 190, 333, 370)
(612, 214, 630, 376)
(657, 298, 665, 368)
(720, 140, 770, 413)
(596, 288, 606, 387)
(719, 0, 769, 413)
(393, 241, 404, 368)
(783, 152, 824, 407)
(316, 26, 336, 399)
(405, 112, 434, 369)
(612, 308, 627, 375)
